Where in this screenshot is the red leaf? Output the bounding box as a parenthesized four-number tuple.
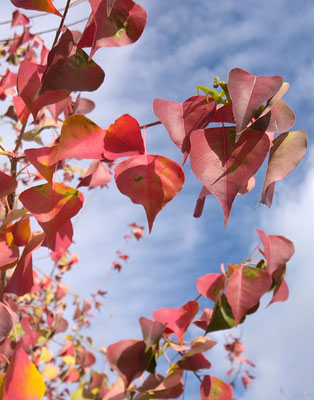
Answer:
(228, 68, 283, 137)
(254, 100, 295, 133)
(136, 372, 184, 399)
(77, 347, 96, 368)
(0, 170, 17, 198)
(115, 154, 184, 232)
(225, 265, 272, 325)
(256, 229, 295, 275)
(72, 96, 95, 115)
(78, 0, 147, 58)
(51, 114, 106, 164)
(40, 30, 105, 94)
(103, 114, 145, 160)
(3, 345, 46, 400)
(196, 273, 225, 301)
(106, 339, 150, 388)
(77, 160, 111, 188)
(21, 316, 41, 347)
(44, 220, 73, 252)
(19, 183, 84, 245)
(47, 96, 72, 122)
(5, 232, 45, 296)
(10, 0, 61, 16)
(11, 10, 30, 27)
(153, 96, 216, 162)
(152, 301, 199, 344)
(269, 279, 289, 305)
(25, 146, 58, 184)
(0, 69, 17, 100)
(9, 217, 31, 246)
(259, 130, 307, 207)
(211, 104, 235, 123)
(193, 308, 213, 331)
(190, 127, 270, 224)
(200, 375, 233, 400)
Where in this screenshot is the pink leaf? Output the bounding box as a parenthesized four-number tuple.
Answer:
(0, 302, 16, 341)
(259, 130, 307, 207)
(228, 68, 283, 137)
(139, 317, 166, 347)
(190, 127, 270, 224)
(25, 146, 58, 184)
(225, 265, 272, 325)
(114, 154, 184, 232)
(77, 160, 111, 188)
(196, 273, 225, 301)
(11, 10, 30, 27)
(176, 353, 211, 371)
(152, 301, 199, 344)
(0, 170, 17, 198)
(78, 0, 147, 58)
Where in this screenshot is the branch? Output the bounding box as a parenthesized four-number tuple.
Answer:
(52, 0, 73, 48)
(140, 120, 161, 129)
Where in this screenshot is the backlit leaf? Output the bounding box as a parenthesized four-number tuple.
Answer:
(19, 183, 84, 245)
(79, 0, 147, 58)
(152, 301, 198, 344)
(259, 130, 307, 207)
(103, 114, 145, 160)
(190, 127, 270, 224)
(200, 375, 233, 400)
(0, 170, 17, 198)
(114, 154, 184, 232)
(139, 317, 166, 348)
(196, 273, 225, 302)
(225, 265, 272, 325)
(10, 0, 61, 16)
(3, 345, 46, 400)
(228, 68, 283, 137)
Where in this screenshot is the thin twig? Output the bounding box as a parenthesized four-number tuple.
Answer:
(140, 121, 161, 129)
(52, 0, 73, 47)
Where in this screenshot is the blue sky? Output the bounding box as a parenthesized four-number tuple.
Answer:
(2, 0, 314, 398)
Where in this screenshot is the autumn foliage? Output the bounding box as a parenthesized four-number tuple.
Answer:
(0, 0, 307, 399)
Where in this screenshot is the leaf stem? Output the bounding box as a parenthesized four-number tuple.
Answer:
(52, 0, 72, 48)
(140, 121, 161, 129)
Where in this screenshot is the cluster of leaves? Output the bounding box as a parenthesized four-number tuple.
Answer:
(0, 0, 306, 398)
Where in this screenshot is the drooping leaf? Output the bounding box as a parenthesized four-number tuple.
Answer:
(106, 339, 150, 388)
(269, 278, 289, 305)
(51, 114, 106, 164)
(190, 127, 270, 224)
(228, 68, 283, 137)
(259, 130, 307, 207)
(152, 301, 198, 344)
(0, 69, 17, 100)
(78, 0, 147, 58)
(205, 295, 236, 334)
(3, 345, 46, 400)
(4, 232, 45, 296)
(0, 170, 17, 198)
(193, 308, 213, 331)
(139, 317, 166, 348)
(196, 273, 225, 302)
(103, 114, 145, 160)
(21, 316, 41, 347)
(10, 0, 61, 16)
(40, 30, 105, 95)
(153, 96, 216, 162)
(253, 100, 295, 133)
(200, 375, 233, 400)
(47, 96, 72, 122)
(9, 216, 31, 246)
(114, 154, 185, 232)
(19, 183, 84, 245)
(225, 265, 272, 325)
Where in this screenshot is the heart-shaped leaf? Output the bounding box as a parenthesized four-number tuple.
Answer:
(152, 301, 198, 344)
(78, 0, 147, 58)
(196, 273, 225, 302)
(225, 265, 272, 325)
(200, 375, 233, 400)
(114, 154, 184, 232)
(228, 68, 283, 137)
(190, 127, 270, 224)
